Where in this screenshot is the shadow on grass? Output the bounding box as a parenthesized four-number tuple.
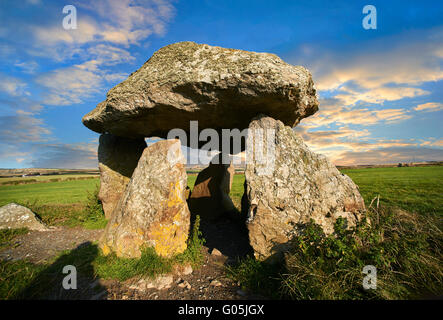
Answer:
(14, 242, 107, 300)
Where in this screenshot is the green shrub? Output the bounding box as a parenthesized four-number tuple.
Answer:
(174, 215, 206, 267)
(229, 207, 443, 300)
(226, 255, 283, 299)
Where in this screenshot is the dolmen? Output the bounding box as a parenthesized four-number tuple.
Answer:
(82, 41, 365, 260)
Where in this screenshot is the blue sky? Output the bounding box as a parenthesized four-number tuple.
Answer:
(0, 0, 442, 168)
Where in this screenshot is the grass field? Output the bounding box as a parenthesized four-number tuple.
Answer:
(0, 174, 98, 185)
(0, 179, 100, 207)
(341, 166, 443, 216)
(0, 166, 441, 300)
(0, 166, 441, 219)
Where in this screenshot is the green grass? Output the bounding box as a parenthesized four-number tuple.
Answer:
(2, 166, 440, 216)
(341, 166, 443, 216)
(0, 179, 106, 229)
(0, 259, 46, 299)
(191, 166, 443, 217)
(0, 216, 205, 299)
(189, 166, 443, 216)
(0, 178, 100, 206)
(0, 228, 29, 249)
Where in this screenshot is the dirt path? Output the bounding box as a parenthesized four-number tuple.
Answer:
(104, 249, 263, 300)
(0, 220, 265, 300)
(0, 227, 103, 263)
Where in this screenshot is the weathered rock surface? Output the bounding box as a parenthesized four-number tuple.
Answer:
(98, 133, 147, 219)
(0, 203, 49, 231)
(129, 275, 174, 291)
(243, 116, 365, 260)
(100, 139, 190, 258)
(188, 154, 236, 220)
(82, 41, 318, 146)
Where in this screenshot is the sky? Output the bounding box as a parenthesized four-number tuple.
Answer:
(0, 0, 442, 168)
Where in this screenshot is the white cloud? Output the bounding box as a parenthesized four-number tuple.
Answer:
(36, 62, 104, 105)
(335, 86, 429, 106)
(332, 147, 443, 166)
(301, 103, 412, 128)
(0, 111, 51, 144)
(414, 102, 443, 112)
(30, 142, 98, 169)
(86, 44, 135, 66)
(36, 59, 130, 105)
(14, 61, 39, 74)
(294, 125, 442, 165)
(305, 28, 443, 92)
(420, 138, 443, 147)
(0, 74, 29, 97)
(29, 1, 176, 106)
(32, 0, 175, 49)
(290, 27, 443, 117)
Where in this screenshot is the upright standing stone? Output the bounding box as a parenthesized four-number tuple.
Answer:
(244, 116, 365, 260)
(188, 154, 236, 221)
(100, 139, 190, 258)
(98, 133, 147, 219)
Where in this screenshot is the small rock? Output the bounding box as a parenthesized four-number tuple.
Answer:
(210, 280, 223, 287)
(0, 203, 50, 231)
(211, 248, 222, 256)
(129, 275, 173, 291)
(146, 275, 174, 290)
(174, 264, 193, 276)
(182, 265, 193, 275)
(178, 280, 191, 290)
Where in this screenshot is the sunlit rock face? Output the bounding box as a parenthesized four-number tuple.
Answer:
(82, 41, 319, 148)
(243, 116, 366, 260)
(100, 139, 190, 258)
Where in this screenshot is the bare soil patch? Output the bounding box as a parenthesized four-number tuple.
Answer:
(0, 227, 103, 263)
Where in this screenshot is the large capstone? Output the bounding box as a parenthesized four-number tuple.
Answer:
(243, 116, 365, 260)
(99, 139, 190, 258)
(0, 203, 49, 231)
(82, 41, 318, 148)
(188, 154, 236, 221)
(98, 133, 147, 219)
